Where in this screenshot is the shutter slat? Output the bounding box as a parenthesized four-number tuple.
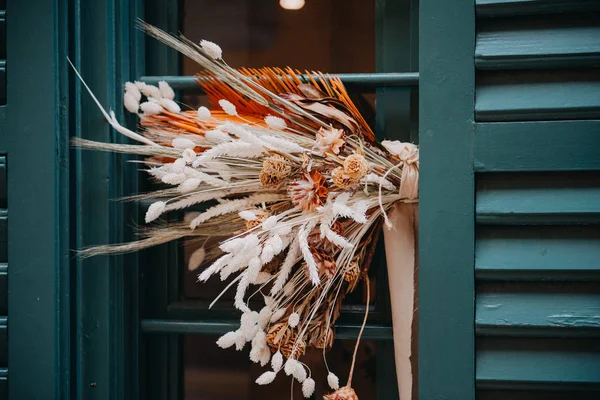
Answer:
(474, 121, 600, 172)
(476, 283, 600, 336)
(476, 226, 600, 281)
(476, 172, 600, 225)
(477, 337, 600, 390)
(477, 0, 600, 18)
(476, 15, 600, 70)
(476, 69, 600, 122)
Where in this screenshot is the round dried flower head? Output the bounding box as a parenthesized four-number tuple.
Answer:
(260, 170, 282, 187)
(332, 167, 359, 188)
(290, 169, 329, 212)
(343, 153, 369, 180)
(200, 39, 223, 60)
(197, 106, 211, 120)
(288, 312, 300, 328)
(158, 81, 175, 100)
(262, 154, 291, 179)
(123, 92, 140, 113)
(316, 125, 345, 155)
(219, 99, 237, 116)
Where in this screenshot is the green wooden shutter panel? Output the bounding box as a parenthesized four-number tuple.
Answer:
(474, 1, 600, 398)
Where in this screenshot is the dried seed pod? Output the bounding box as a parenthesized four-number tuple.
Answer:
(280, 336, 306, 359)
(307, 248, 337, 280)
(344, 261, 361, 292)
(266, 322, 292, 351)
(323, 386, 359, 400)
(313, 326, 334, 350)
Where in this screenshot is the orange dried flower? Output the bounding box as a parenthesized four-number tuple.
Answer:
(290, 169, 329, 211)
(324, 386, 359, 400)
(316, 125, 345, 155)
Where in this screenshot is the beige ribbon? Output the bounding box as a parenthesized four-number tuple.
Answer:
(381, 141, 419, 399)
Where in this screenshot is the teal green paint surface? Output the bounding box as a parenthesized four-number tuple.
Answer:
(6, 0, 71, 399)
(476, 15, 600, 69)
(419, 0, 476, 399)
(475, 2, 600, 397)
(476, 0, 600, 17)
(477, 283, 600, 336)
(474, 121, 600, 172)
(72, 1, 144, 399)
(476, 172, 600, 225)
(476, 225, 600, 281)
(477, 337, 600, 390)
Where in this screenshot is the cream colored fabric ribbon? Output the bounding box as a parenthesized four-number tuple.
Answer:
(381, 141, 419, 399)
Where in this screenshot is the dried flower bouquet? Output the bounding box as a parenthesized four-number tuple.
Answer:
(75, 22, 418, 399)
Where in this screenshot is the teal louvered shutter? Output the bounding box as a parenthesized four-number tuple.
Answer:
(420, 0, 600, 399)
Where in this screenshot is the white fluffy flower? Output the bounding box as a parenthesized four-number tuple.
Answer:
(270, 308, 286, 323)
(258, 347, 271, 366)
(284, 359, 298, 376)
(264, 115, 287, 130)
(172, 137, 196, 149)
(197, 106, 211, 120)
(241, 311, 260, 331)
(261, 215, 278, 231)
(140, 101, 163, 115)
(136, 82, 162, 99)
(288, 312, 300, 328)
(200, 39, 223, 60)
(255, 371, 276, 385)
(125, 82, 141, 101)
(216, 331, 239, 349)
(158, 81, 175, 100)
(271, 351, 283, 372)
(182, 148, 197, 164)
(145, 201, 166, 223)
(159, 98, 181, 113)
(239, 210, 257, 221)
(188, 247, 205, 271)
(219, 99, 237, 116)
(161, 172, 187, 185)
(123, 92, 139, 113)
(171, 158, 187, 173)
(293, 363, 307, 383)
(177, 178, 201, 193)
(302, 378, 315, 398)
(327, 372, 340, 390)
(205, 129, 231, 143)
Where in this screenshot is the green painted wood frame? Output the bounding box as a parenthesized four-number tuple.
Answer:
(6, 1, 71, 399)
(7, 1, 145, 399)
(71, 1, 145, 399)
(419, 0, 476, 399)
